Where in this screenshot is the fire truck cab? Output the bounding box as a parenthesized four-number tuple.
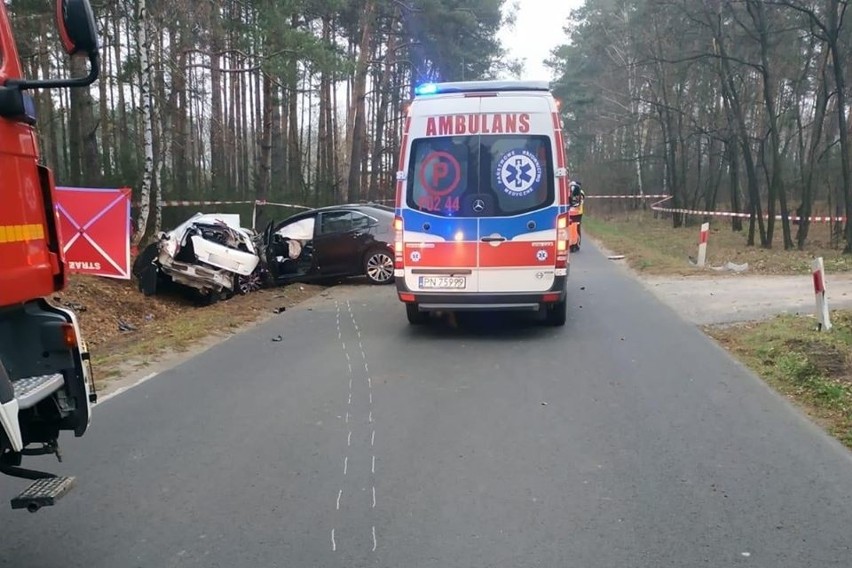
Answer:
(0, 0, 100, 512)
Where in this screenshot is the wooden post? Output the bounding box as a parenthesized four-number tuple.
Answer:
(697, 222, 709, 267)
(812, 257, 832, 331)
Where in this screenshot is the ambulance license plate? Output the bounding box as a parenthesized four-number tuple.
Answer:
(419, 276, 466, 289)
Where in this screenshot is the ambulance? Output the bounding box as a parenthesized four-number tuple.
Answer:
(393, 80, 572, 326)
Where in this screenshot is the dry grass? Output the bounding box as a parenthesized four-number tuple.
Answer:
(707, 312, 852, 448)
(54, 275, 325, 387)
(583, 210, 852, 276)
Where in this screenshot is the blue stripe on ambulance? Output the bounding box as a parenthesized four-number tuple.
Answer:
(399, 209, 478, 242)
(477, 206, 559, 239)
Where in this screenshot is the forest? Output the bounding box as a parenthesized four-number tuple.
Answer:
(19, 0, 848, 253)
(549, 0, 852, 251)
(9, 0, 514, 243)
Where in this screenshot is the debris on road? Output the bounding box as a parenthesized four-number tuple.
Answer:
(271, 335, 283, 342)
(710, 261, 749, 273)
(608, 254, 626, 260)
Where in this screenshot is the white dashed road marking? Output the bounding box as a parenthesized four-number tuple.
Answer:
(333, 296, 381, 553)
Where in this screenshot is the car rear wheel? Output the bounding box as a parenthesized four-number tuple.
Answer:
(406, 303, 428, 324)
(365, 249, 394, 285)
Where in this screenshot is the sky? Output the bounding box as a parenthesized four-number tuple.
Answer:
(496, 0, 585, 81)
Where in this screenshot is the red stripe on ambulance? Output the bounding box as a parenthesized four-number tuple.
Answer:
(552, 112, 568, 205)
(404, 242, 477, 268)
(479, 241, 556, 268)
(395, 115, 412, 205)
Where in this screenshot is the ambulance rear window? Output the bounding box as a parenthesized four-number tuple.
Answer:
(406, 135, 554, 217)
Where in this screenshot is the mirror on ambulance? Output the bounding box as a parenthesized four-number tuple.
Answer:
(56, 0, 99, 56)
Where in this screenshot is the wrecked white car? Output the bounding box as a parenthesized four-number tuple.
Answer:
(133, 213, 264, 304)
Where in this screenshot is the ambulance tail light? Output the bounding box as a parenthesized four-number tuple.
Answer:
(556, 213, 569, 268)
(394, 215, 404, 268)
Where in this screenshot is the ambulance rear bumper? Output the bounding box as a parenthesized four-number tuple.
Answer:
(396, 275, 567, 312)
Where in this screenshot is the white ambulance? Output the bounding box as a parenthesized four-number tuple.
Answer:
(393, 80, 572, 325)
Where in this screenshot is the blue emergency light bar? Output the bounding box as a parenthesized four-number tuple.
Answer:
(414, 80, 551, 97)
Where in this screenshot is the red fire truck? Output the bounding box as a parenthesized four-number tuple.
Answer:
(0, 0, 100, 512)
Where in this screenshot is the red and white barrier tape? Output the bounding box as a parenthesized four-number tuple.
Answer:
(161, 199, 256, 206)
(649, 195, 846, 223)
(161, 199, 311, 210)
(254, 200, 313, 210)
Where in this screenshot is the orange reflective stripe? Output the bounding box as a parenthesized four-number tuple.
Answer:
(0, 224, 45, 244)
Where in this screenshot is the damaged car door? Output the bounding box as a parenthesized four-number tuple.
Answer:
(265, 214, 317, 282)
(314, 210, 373, 275)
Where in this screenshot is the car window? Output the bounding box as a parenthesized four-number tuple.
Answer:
(406, 134, 554, 217)
(275, 216, 315, 240)
(350, 212, 375, 230)
(319, 211, 355, 235)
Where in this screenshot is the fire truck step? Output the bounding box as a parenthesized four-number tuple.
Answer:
(11, 476, 76, 512)
(12, 373, 64, 410)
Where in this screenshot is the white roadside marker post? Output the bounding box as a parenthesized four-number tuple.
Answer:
(812, 257, 832, 331)
(697, 222, 709, 267)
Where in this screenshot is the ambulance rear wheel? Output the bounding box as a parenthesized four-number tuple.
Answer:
(406, 303, 428, 325)
(544, 300, 566, 326)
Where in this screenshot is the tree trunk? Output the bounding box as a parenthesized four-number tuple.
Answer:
(827, 3, 852, 253)
(798, 47, 830, 249)
(714, 14, 766, 245)
(369, 15, 398, 201)
(287, 15, 302, 197)
(271, 84, 284, 198)
(346, 0, 377, 202)
(209, 4, 225, 195)
(257, 72, 273, 205)
(133, 0, 154, 245)
(728, 141, 743, 231)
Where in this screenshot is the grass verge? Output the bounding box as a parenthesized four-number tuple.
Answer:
(707, 312, 852, 448)
(583, 211, 852, 276)
(54, 276, 325, 389)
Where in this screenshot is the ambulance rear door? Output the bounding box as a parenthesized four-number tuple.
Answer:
(401, 95, 482, 293)
(476, 93, 559, 293)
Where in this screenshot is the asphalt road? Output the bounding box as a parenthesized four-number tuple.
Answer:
(3, 244, 852, 567)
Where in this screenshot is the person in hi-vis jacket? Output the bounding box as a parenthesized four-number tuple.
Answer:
(569, 180, 585, 238)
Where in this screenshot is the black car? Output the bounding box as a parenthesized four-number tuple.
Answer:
(262, 203, 396, 285)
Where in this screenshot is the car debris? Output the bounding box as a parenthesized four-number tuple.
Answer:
(710, 261, 749, 273)
(132, 213, 266, 305)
